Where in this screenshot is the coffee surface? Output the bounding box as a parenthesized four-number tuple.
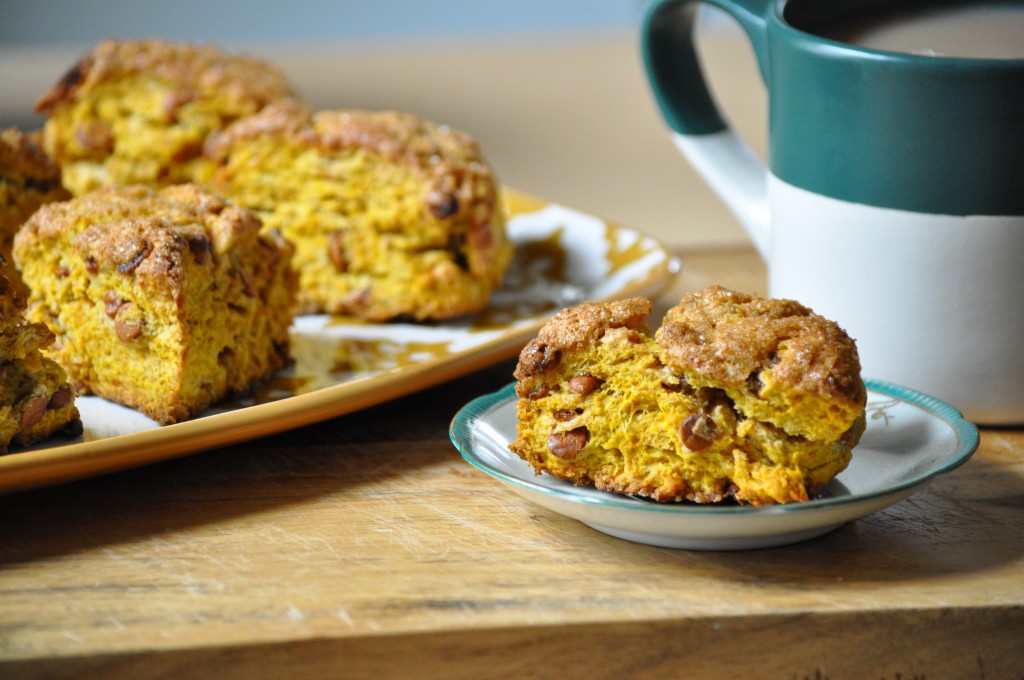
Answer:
(822, 4, 1024, 59)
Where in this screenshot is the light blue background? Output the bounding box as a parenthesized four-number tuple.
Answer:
(0, 1, 648, 45)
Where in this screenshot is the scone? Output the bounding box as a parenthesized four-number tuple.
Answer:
(14, 184, 297, 424)
(509, 287, 867, 506)
(204, 100, 513, 321)
(34, 39, 296, 196)
(0, 256, 81, 453)
(656, 286, 867, 446)
(0, 128, 72, 294)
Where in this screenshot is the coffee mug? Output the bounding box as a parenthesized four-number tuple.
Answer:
(642, 0, 1024, 424)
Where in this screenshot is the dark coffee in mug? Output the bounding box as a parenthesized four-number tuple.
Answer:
(811, 3, 1024, 59)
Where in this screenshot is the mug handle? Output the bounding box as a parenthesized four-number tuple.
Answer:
(642, 0, 773, 259)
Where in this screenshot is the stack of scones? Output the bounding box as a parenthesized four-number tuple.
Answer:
(1, 39, 512, 435)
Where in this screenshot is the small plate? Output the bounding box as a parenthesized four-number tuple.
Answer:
(0, 189, 679, 493)
(450, 380, 979, 550)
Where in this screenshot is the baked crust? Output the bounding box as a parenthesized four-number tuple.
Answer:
(35, 39, 295, 195)
(35, 39, 292, 116)
(657, 286, 866, 441)
(14, 184, 297, 424)
(0, 128, 64, 182)
(0, 127, 71, 295)
(509, 287, 867, 506)
(513, 297, 652, 389)
(0, 255, 81, 453)
(205, 100, 512, 320)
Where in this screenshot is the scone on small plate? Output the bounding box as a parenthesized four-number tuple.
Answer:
(0, 256, 80, 453)
(509, 287, 866, 506)
(14, 184, 297, 424)
(203, 100, 513, 321)
(34, 39, 296, 196)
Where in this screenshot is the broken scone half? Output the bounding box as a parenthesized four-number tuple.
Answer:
(509, 287, 866, 506)
(0, 256, 81, 453)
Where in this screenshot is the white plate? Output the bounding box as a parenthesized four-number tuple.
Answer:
(450, 380, 979, 550)
(0, 189, 679, 493)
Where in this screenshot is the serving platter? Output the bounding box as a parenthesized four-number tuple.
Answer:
(450, 379, 980, 550)
(0, 189, 679, 493)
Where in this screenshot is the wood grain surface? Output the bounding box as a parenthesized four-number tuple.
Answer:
(1, 248, 1022, 679)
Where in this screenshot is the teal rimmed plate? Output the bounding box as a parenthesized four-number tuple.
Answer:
(449, 379, 979, 550)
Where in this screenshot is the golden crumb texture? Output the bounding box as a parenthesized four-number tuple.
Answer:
(510, 286, 867, 506)
(35, 39, 296, 195)
(0, 256, 80, 453)
(14, 184, 297, 424)
(32, 39, 512, 322)
(0, 127, 72, 295)
(204, 100, 512, 320)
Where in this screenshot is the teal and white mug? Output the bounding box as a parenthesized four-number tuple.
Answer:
(642, 0, 1024, 424)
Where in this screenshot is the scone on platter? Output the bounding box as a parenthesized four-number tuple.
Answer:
(14, 184, 297, 424)
(203, 100, 513, 321)
(0, 256, 81, 453)
(0, 127, 72, 294)
(34, 39, 296, 196)
(509, 287, 867, 506)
